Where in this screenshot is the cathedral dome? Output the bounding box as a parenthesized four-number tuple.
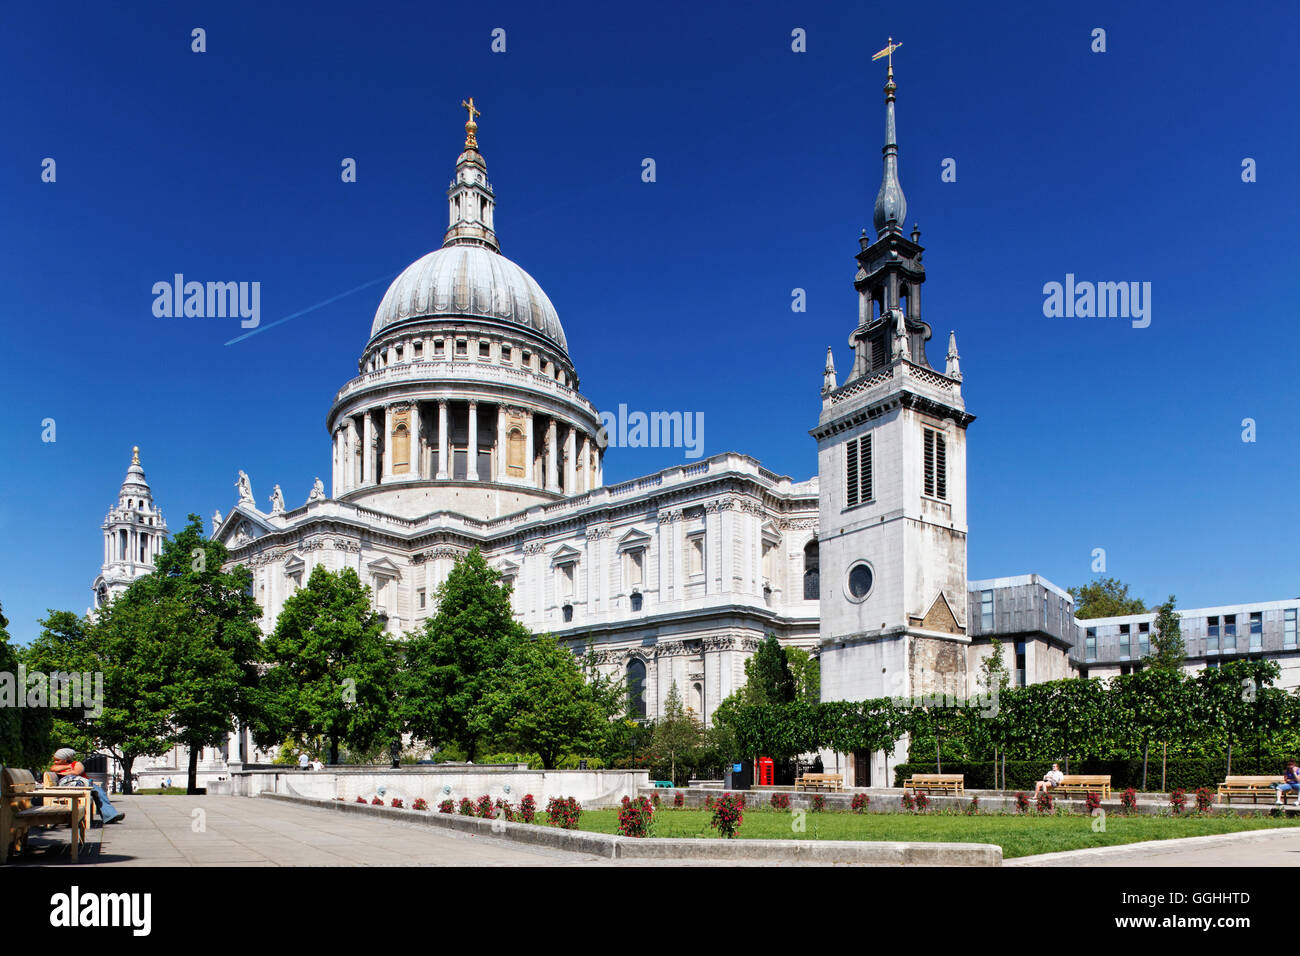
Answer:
(370, 245, 568, 354)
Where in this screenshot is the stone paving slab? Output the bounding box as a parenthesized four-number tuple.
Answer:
(1008, 827, 1300, 866)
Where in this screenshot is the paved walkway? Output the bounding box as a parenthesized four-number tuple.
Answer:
(11, 795, 613, 866)
(1010, 828, 1300, 866)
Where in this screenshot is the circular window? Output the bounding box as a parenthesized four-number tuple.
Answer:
(846, 562, 874, 601)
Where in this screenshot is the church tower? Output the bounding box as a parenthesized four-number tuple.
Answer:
(92, 447, 168, 611)
(813, 51, 975, 728)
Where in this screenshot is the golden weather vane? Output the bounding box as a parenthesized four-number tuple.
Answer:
(461, 97, 481, 148)
(871, 37, 902, 73)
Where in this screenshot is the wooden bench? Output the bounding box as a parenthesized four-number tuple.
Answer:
(1218, 775, 1288, 805)
(902, 773, 965, 795)
(42, 772, 95, 831)
(1, 768, 89, 863)
(795, 773, 844, 792)
(1054, 774, 1112, 799)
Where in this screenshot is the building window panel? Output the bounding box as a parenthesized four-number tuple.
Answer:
(923, 428, 947, 500)
(980, 590, 993, 631)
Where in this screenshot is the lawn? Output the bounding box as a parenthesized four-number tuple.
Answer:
(576, 807, 1300, 858)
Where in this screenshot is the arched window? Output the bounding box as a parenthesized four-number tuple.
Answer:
(507, 427, 526, 477)
(392, 422, 410, 473)
(691, 682, 703, 717)
(803, 539, 820, 601)
(626, 659, 646, 719)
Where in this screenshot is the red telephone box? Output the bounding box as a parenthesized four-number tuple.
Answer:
(757, 757, 775, 786)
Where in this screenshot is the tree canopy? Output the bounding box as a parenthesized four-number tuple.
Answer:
(1069, 577, 1148, 619)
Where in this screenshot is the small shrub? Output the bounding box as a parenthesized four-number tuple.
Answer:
(710, 793, 744, 838)
(850, 793, 870, 813)
(914, 792, 930, 813)
(546, 796, 582, 829)
(494, 798, 514, 821)
(355, 796, 367, 804)
(475, 794, 495, 818)
(673, 791, 685, 808)
(520, 794, 536, 824)
(1195, 786, 1214, 813)
(1084, 792, 1101, 814)
(1015, 791, 1031, 813)
(390, 798, 404, 809)
(412, 798, 428, 811)
(618, 796, 654, 838)
(651, 792, 661, 808)
(1169, 788, 1186, 815)
(1035, 791, 1053, 813)
(438, 799, 454, 814)
(964, 795, 980, 816)
(705, 794, 715, 810)
(811, 794, 826, 812)
(370, 796, 384, 806)
(901, 792, 916, 812)
(458, 797, 474, 816)
(771, 792, 791, 810)
(1121, 788, 1138, 814)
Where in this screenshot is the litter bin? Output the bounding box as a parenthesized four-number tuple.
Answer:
(723, 760, 754, 791)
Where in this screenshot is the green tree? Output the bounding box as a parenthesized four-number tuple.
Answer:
(23, 610, 99, 757)
(650, 682, 702, 784)
(1151, 596, 1186, 673)
(148, 516, 264, 792)
(256, 564, 397, 765)
(741, 634, 796, 706)
(0, 602, 54, 772)
(401, 549, 526, 760)
(785, 647, 821, 702)
(978, 638, 1011, 697)
(484, 634, 621, 769)
(1113, 668, 1190, 789)
(1069, 577, 1148, 619)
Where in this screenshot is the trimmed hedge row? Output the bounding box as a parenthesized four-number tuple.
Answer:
(894, 757, 1290, 793)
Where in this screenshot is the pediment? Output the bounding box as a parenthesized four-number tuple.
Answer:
(616, 528, 652, 551)
(551, 543, 582, 564)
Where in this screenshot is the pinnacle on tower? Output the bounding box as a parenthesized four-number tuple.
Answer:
(871, 39, 907, 237)
(822, 346, 838, 394)
(946, 330, 962, 381)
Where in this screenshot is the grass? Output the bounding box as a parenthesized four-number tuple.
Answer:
(576, 807, 1300, 858)
(132, 787, 189, 795)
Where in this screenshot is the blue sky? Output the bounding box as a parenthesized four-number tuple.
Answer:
(2, 1, 1298, 642)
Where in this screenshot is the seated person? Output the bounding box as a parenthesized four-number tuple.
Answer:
(50, 748, 125, 825)
(1034, 763, 1064, 796)
(1275, 761, 1300, 805)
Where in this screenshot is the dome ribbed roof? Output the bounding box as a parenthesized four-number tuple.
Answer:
(370, 245, 567, 354)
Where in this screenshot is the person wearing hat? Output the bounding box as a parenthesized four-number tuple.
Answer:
(50, 748, 125, 825)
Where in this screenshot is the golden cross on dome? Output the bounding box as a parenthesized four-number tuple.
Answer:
(461, 97, 481, 148)
(132, 445, 140, 465)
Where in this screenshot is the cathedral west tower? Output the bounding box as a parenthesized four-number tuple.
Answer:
(813, 50, 975, 769)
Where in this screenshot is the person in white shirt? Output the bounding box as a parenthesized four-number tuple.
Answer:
(311, 759, 324, 771)
(298, 752, 309, 770)
(1034, 763, 1064, 795)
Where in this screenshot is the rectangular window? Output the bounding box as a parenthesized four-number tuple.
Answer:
(1223, 615, 1236, 652)
(1085, 628, 1096, 662)
(558, 562, 576, 600)
(1015, 641, 1027, 687)
(923, 428, 947, 500)
(1207, 616, 1219, 653)
(626, 549, 644, 589)
(1250, 611, 1263, 650)
(1139, 622, 1150, 656)
(845, 434, 873, 507)
(479, 341, 491, 359)
(412, 341, 422, 360)
(688, 534, 705, 576)
(501, 345, 512, 363)
(1119, 624, 1130, 659)
(1286, 609, 1298, 648)
(434, 338, 444, 357)
(980, 590, 993, 631)
(455, 339, 467, 357)
(417, 588, 426, 610)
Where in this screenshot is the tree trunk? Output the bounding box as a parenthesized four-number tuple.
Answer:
(330, 735, 340, 766)
(187, 746, 199, 795)
(1142, 740, 1149, 791)
(1226, 738, 1232, 776)
(992, 747, 998, 791)
(1161, 741, 1167, 793)
(120, 754, 135, 795)
(1001, 753, 1006, 791)
(936, 735, 942, 775)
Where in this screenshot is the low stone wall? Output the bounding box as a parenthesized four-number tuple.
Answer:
(214, 765, 649, 809)
(260, 793, 1003, 865)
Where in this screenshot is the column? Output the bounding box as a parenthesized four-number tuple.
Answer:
(412, 402, 423, 479)
(363, 411, 375, 486)
(563, 425, 576, 494)
(496, 405, 506, 481)
(582, 435, 592, 493)
(545, 418, 559, 491)
(467, 401, 479, 480)
(437, 400, 449, 479)
(382, 405, 394, 480)
(332, 429, 341, 497)
(525, 411, 536, 487)
(346, 418, 358, 491)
